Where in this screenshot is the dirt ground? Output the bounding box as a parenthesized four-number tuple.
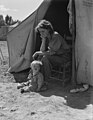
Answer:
(0, 41, 93, 120)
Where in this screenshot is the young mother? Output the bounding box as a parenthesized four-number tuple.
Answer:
(33, 20, 70, 82)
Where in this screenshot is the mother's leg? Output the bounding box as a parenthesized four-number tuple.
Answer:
(41, 55, 52, 81)
(41, 54, 65, 81)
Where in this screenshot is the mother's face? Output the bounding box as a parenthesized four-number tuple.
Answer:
(38, 28, 50, 39)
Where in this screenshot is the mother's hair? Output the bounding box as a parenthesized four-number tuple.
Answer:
(35, 19, 54, 35)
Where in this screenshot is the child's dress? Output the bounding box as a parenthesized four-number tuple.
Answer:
(17, 72, 44, 93)
(21, 74, 38, 92)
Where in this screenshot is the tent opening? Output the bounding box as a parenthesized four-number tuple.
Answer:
(35, 0, 72, 52)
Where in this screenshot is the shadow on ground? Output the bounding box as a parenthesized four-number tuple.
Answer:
(39, 80, 93, 110)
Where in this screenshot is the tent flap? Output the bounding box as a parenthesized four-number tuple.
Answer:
(75, 0, 93, 86)
(7, 0, 51, 72)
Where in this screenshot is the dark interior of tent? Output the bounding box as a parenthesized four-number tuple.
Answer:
(35, 0, 72, 51)
(45, 0, 71, 36)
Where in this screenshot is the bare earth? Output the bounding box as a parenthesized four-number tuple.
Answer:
(0, 41, 93, 120)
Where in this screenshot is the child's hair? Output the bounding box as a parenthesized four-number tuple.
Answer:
(31, 60, 43, 68)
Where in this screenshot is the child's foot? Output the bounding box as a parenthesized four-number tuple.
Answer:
(17, 83, 23, 89)
(21, 89, 24, 93)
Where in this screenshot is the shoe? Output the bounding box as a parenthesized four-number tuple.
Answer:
(40, 84, 48, 92)
(70, 84, 89, 93)
(70, 88, 80, 93)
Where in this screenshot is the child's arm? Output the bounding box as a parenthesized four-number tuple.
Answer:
(27, 72, 33, 80)
(27, 72, 33, 85)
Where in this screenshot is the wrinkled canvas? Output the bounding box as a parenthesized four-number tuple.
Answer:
(7, 0, 51, 72)
(75, 0, 93, 86)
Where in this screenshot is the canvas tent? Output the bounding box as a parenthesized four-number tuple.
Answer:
(74, 0, 93, 86)
(7, 0, 72, 81)
(7, 0, 93, 86)
(8, 22, 19, 32)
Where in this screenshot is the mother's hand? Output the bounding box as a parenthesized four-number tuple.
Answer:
(32, 51, 43, 60)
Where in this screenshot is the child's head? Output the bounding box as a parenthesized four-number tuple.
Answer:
(30, 60, 43, 74)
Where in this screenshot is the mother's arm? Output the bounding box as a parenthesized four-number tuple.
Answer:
(33, 38, 49, 59)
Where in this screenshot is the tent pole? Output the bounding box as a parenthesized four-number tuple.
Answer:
(71, 0, 77, 86)
(0, 47, 4, 61)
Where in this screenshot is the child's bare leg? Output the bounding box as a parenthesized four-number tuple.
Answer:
(20, 86, 31, 93)
(17, 83, 26, 89)
(17, 80, 31, 89)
